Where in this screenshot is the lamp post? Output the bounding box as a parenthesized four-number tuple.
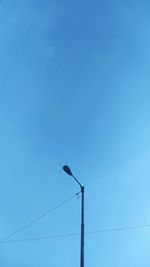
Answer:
(63, 165, 85, 267)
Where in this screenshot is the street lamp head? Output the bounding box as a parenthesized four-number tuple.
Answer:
(63, 165, 73, 176)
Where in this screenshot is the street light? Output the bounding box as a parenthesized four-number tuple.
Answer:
(63, 165, 85, 267)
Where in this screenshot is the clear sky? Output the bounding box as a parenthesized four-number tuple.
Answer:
(0, 0, 150, 266)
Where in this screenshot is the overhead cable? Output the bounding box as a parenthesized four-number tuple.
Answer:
(0, 192, 80, 245)
(1, 223, 150, 245)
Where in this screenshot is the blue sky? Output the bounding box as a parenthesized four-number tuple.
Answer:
(0, 0, 150, 266)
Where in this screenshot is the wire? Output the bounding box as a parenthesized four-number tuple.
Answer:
(0, 192, 80, 245)
(86, 224, 150, 234)
(2, 233, 80, 244)
(1, 223, 150, 244)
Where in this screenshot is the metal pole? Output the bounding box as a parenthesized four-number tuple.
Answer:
(80, 186, 85, 267)
(62, 166, 85, 267)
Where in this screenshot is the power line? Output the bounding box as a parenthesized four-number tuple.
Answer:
(2, 223, 150, 245)
(86, 224, 150, 234)
(0, 192, 80, 245)
(2, 233, 80, 244)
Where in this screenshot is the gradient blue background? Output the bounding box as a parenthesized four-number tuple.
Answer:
(0, 0, 150, 266)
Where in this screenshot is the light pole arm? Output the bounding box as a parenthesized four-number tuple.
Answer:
(72, 175, 82, 188)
